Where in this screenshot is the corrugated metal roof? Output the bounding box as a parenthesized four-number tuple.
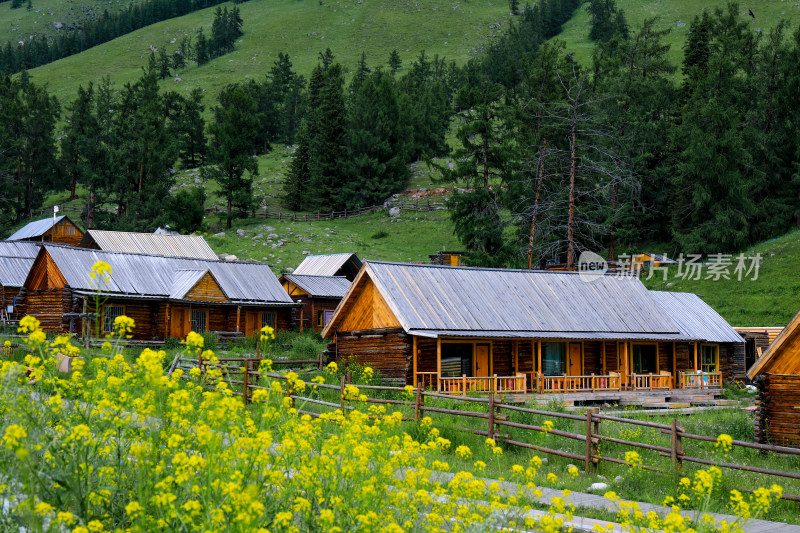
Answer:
(6, 216, 66, 241)
(42, 245, 294, 305)
(408, 330, 693, 341)
(0, 257, 36, 287)
(170, 269, 209, 300)
(0, 241, 41, 258)
(650, 291, 744, 343)
(83, 230, 218, 260)
(364, 261, 682, 336)
(282, 274, 351, 298)
(294, 253, 362, 277)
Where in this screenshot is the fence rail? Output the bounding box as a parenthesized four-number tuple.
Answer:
(178, 357, 800, 501)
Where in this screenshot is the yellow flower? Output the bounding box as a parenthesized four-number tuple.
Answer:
(542, 420, 554, 433)
(547, 472, 558, 483)
(2, 424, 27, 449)
(474, 460, 487, 471)
(185, 331, 204, 349)
(18, 315, 40, 334)
(485, 438, 496, 448)
(113, 315, 135, 336)
(327, 361, 338, 374)
(568, 465, 579, 478)
(455, 445, 472, 459)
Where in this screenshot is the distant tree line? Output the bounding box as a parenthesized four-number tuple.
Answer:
(439, 0, 800, 267)
(0, 0, 236, 75)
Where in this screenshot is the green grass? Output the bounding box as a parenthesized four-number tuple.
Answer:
(554, 0, 800, 69)
(26, 0, 513, 106)
(641, 229, 800, 326)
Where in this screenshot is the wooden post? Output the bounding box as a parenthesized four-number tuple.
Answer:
(236, 306, 241, 333)
(340, 374, 346, 413)
(165, 303, 170, 339)
(601, 342, 606, 375)
(198, 350, 204, 377)
(299, 309, 303, 333)
(412, 336, 418, 387)
(488, 394, 495, 440)
(693, 342, 699, 372)
(671, 419, 683, 471)
(513, 341, 518, 374)
(462, 374, 467, 396)
(415, 384, 423, 421)
(536, 341, 542, 374)
(585, 409, 594, 474)
(242, 360, 249, 405)
(436, 338, 442, 392)
(672, 341, 677, 389)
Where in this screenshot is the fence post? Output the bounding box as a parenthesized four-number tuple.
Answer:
(415, 385, 423, 422)
(488, 393, 495, 440)
(462, 374, 467, 397)
(340, 374, 346, 413)
(671, 419, 683, 471)
(243, 360, 249, 405)
(198, 350, 204, 377)
(586, 408, 599, 474)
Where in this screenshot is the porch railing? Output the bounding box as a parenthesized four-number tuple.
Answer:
(678, 371, 722, 389)
(416, 373, 526, 395)
(536, 373, 623, 393)
(630, 372, 672, 390)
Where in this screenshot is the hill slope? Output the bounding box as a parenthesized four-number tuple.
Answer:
(556, 0, 800, 67)
(27, 0, 512, 104)
(642, 230, 800, 327)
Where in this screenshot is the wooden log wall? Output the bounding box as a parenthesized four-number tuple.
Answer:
(492, 341, 512, 375)
(674, 342, 692, 370)
(658, 342, 672, 373)
(720, 343, 735, 383)
(755, 373, 800, 447)
(517, 341, 533, 372)
(602, 342, 618, 372)
(417, 338, 437, 373)
(19, 288, 71, 332)
(86, 299, 159, 339)
(335, 328, 411, 385)
(584, 341, 601, 374)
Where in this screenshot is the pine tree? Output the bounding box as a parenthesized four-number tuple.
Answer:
(349, 52, 370, 94)
(388, 49, 402, 73)
(509, 0, 520, 15)
(205, 84, 260, 228)
(158, 47, 171, 79)
(309, 62, 347, 210)
(194, 28, 209, 65)
(588, 0, 628, 42)
(284, 121, 312, 210)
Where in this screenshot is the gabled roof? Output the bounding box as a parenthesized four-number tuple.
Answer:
(80, 230, 218, 260)
(33, 245, 296, 306)
(640, 252, 677, 264)
(7, 216, 74, 241)
(0, 241, 41, 259)
(281, 274, 351, 298)
(747, 310, 800, 379)
(323, 261, 741, 343)
(649, 291, 744, 343)
(293, 253, 362, 280)
(170, 269, 228, 300)
(0, 257, 36, 287)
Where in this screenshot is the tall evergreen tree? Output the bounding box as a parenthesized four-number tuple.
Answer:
(284, 121, 312, 211)
(388, 49, 402, 73)
(308, 62, 347, 210)
(205, 84, 260, 228)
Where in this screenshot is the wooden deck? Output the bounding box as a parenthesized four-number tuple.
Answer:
(499, 388, 724, 407)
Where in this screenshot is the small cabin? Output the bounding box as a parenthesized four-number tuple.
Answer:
(0, 242, 40, 322)
(6, 216, 84, 246)
(79, 230, 218, 260)
(293, 253, 362, 282)
(632, 252, 678, 269)
(280, 274, 351, 333)
(18, 245, 299, 340)
(747, 311, 800, 446)
(322, 261, 743, 391)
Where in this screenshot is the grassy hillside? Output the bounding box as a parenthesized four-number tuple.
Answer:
(2, 0, 141, 42)
(556, 0, 800, 68)
(642, 230, 800, 327)
(27, 0, 512, 104)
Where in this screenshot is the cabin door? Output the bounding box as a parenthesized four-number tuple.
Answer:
(170, 308, 189, 339)
(475, 344, 490, 377)
(568, 343, 582, 376)
(245, 312, 258, 336)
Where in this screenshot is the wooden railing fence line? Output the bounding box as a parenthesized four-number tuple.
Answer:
(176, 357, 800, 501)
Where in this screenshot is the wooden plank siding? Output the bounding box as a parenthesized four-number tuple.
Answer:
(755, 374, 800, 447)
(338, 279, 400, 332)
(184, 273, 228, 302)
(334, 329, 411, 385)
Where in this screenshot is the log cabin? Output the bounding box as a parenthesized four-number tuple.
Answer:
(747, 311, 800, 446)
(0, 242, 41, 321)
(79, 230, 218, 260)
(322, 261, 743, 392)
(18, 245, 299, 340)
(280, 274, 351, 333)
(293, 253, 362, 282)
(6, 216, 84, 246)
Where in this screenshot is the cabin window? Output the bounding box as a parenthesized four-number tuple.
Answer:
(191, 310, 208, 334)
(102, 305, 124, 333)
(541, 342, 567, 375)
(262, 312, 276, 330)
(632, 344, 658, 374)
(701, 344, 719, 373)
(441, 343, 473, 377)
(317, 310, 325, 327)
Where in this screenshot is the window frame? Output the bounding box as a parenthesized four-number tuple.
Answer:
(541, 341, 567, 376)
(261, 311, 276, 330)
(631, 342, 659, 374)
(700, 343, 719, 373)
(190, 309, 208, 334)
(102, 304, 125, 334)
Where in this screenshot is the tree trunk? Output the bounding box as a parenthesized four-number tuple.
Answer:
(227, 198, 232, 229)
(567, 119, 577, 270)
(528, 140, 547, 269)
(70, 167, 77, 201)
(609, 182, 618, 261)
(88, 191, 95, 229)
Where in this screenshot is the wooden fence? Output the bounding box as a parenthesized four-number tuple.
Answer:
(180, 357, 800, 501)
(204, 200, 446, 222)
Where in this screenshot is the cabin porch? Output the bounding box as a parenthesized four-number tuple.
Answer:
(412, 336, 728, 395)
